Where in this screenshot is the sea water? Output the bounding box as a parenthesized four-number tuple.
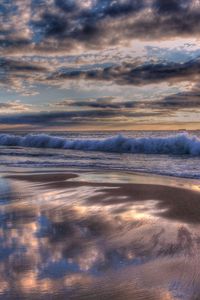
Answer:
(0, 130, 200, 178)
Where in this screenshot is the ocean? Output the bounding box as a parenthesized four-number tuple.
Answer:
(0, 130, 200, 178)
(1, 131, 200, 299)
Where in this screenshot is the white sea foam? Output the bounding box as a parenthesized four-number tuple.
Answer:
(0, 132, 200, 155)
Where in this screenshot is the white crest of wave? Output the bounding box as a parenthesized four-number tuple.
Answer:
(0, 133, 200, 155)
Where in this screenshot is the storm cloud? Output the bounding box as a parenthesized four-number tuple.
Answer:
(1, 0, 200, 55)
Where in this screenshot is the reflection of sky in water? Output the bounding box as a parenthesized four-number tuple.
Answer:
(0, 172, 200, 299)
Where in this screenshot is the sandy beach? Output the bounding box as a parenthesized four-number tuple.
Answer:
(2, 0, 200, 298)
(0, 170, 199, 299)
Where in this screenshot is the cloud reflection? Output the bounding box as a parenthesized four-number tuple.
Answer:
(0, 172, 200, 298)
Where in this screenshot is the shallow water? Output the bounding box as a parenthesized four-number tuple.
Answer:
(0, 170, 200, 299)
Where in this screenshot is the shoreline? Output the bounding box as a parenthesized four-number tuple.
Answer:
(3, 166, 200, 187)
(1, 162, 200, 181)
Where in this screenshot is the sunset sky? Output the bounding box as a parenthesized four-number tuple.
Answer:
(1, 0, 200, 131)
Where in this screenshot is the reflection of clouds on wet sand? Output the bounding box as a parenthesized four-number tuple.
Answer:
(0, 172, 200, 299)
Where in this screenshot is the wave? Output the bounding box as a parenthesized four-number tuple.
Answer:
(0, 132, 200, 155)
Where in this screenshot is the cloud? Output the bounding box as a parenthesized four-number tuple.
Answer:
(1, 0, 200, 55)
(54, 97, 138, 109)
(0, 100, 32, 112)
(153, 86, 200, 109)
(1, 1, 200, 97)
(3, 56, 200, 93)
(145, 45, 200, 63)
(0, 109, 163, 129)
(53, 87, 200, 114)
(153, 0, 190, 13)
(0, 57, 46, 73)
(0, 57, 47, 92)
(49, 58, 200, 86)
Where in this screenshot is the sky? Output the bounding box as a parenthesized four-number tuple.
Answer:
(1, 0, 200, 131)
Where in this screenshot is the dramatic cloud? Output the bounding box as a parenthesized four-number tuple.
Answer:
(50, 58, 200, 86)
(2, 56, 200, 94)
(1, 0, 200, 55)
(1, 0, 200, 129)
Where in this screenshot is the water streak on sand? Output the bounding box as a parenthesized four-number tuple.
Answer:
(0, 171, 200, 299)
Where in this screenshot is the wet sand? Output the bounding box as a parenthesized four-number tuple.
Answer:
(1, 170, 200, 299)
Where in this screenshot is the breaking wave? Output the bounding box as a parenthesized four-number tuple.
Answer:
(0, 132, 200, 155)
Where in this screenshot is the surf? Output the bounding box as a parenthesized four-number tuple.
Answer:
(0, 132, 200, 155)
